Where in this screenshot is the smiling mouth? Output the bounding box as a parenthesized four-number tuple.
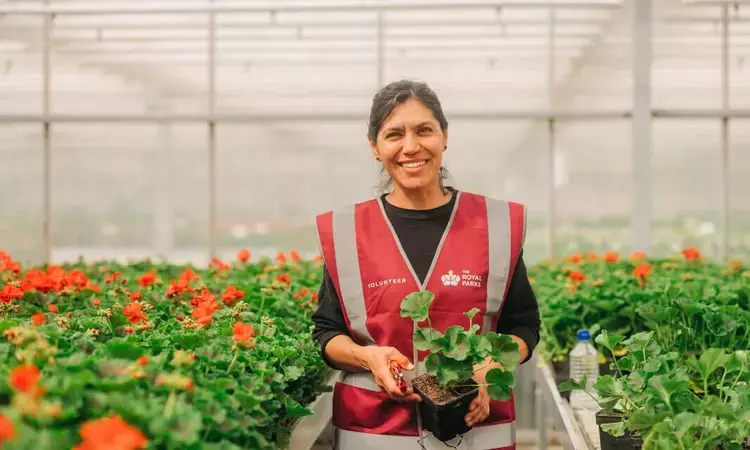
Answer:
(399, 160, 427, 168)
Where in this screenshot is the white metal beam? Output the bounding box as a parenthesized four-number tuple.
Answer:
(2, 109, 750, 123)
(0, 1, 622, 15)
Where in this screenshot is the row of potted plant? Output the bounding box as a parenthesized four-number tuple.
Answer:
(0, 250, 329, 449)
(529, 250, 749, 449)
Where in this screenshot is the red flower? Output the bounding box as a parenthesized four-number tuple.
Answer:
(122, 303, 147, 324)
(9, 363, 41, 396)
(192, 298, 220, 326)
(48, 304, 58, 314)
(631, 251, 647, 261)
(276, 252, 287, 263)
(129, 291, 142, 302)
(232, 322, 255, 346)
(136, 357, 148, 367)
(276, 274, 291, 285)
(604, 251, 619, 263)
(166, 279, 193, 297)
(221, 286, 245, 305)
(289, 250, 301, 262)
(0, 285, 24, 303)
(31, 312, 45, 326)
(74, 414, 148, 450)
(633, 263, 652, 279)
(0, 414, 15, 442)
(210, 258, 229, 271)
(568, 270, 586, 283)
(237, 249, 250, 263)
(178, 268, 200, 283)
(105, 272, 121, 284)
(567, 254, 582, 264)
(682, 248, 701, 261)
(137, 272, 156, 287)
(93, 298, 101, 307)
(293, 288, 310, 300)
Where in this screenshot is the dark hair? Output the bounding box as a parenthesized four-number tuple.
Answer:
(368, 80, 451, 194)
(368, 80, 448, 142)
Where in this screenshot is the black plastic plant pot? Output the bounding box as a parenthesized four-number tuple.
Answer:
(412, 377, 479, 442)
(596, 411, 642, 450)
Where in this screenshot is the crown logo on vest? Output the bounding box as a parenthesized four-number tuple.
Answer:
(441, 270, 460, 287)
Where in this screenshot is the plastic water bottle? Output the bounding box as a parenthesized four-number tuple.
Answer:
(569, 329, 600, 412)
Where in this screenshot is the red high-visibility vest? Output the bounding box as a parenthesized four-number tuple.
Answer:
(316, 191, 526, 450)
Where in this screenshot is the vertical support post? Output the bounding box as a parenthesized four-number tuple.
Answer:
(376, 12, 385, 88)
(720, 3, 730, 261)
(547, 6, 557, 258)
(631, 0, 652, 254)
(42, 7, 52, 264)
(208, 2, 217, 260)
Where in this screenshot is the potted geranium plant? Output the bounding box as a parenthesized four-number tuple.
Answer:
(399, 291, 520, 442)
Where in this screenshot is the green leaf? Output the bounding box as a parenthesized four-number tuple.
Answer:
(593, 376, 624, 411)
(484, 333, 519, 370)
(485, 368, 515, 401)
(284, 366, 303, 382)
(594, 330, 625, 354)
(105, 338, 143, 359)
(686, 348, 729, 380)
(400, 291, 434, 322)
(623, 331, 654, 354)
(439, 326, 470, 361)
(612, 355, 636, 373)
(626, 409, 667, 431)
(626, 370, 647, 391)
(214, 378, 238, 391)
(425, 354, 473, 386)
(643, 358, 662, 373)
(671, 412, 699, 439)
(283, 397, 312, 419)
(601, 421, 626, 437)
(171, 333, 203, 350)
(558, 376, 587, 393)
(464, 308, 480, 320)
(470, 334, 492, 359)
(699, 395, 734, 420)
(413, 328, 443, 352)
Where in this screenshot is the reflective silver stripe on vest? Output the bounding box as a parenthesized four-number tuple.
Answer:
(332, 205, 376, 346)
(341, 361, 427, 392)
(484, 198, 512, 333)
(335, 421, 516, 450)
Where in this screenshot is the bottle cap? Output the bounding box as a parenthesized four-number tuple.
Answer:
(577, 329, 591, 341)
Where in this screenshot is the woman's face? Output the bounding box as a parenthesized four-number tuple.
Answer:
(370, 98, 448, 193)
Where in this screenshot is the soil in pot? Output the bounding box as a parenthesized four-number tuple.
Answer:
(412, 373, 478, 442)
(596, 410, 642, 450)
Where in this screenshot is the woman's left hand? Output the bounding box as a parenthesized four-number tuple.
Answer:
(464, 383, 491, 427)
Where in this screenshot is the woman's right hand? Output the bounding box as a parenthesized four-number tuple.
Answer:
(359, 346, 422, 403)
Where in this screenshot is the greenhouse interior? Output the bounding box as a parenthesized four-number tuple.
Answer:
(0, 0, 749, 449)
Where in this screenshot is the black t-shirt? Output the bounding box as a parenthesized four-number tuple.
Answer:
(311, 187, 541, 368)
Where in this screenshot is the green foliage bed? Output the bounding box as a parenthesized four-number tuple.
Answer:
(531, 250, 750, 449)
(0, 250, 328, 449)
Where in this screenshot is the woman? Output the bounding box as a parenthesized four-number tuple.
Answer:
(311, 80, 540, 450)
